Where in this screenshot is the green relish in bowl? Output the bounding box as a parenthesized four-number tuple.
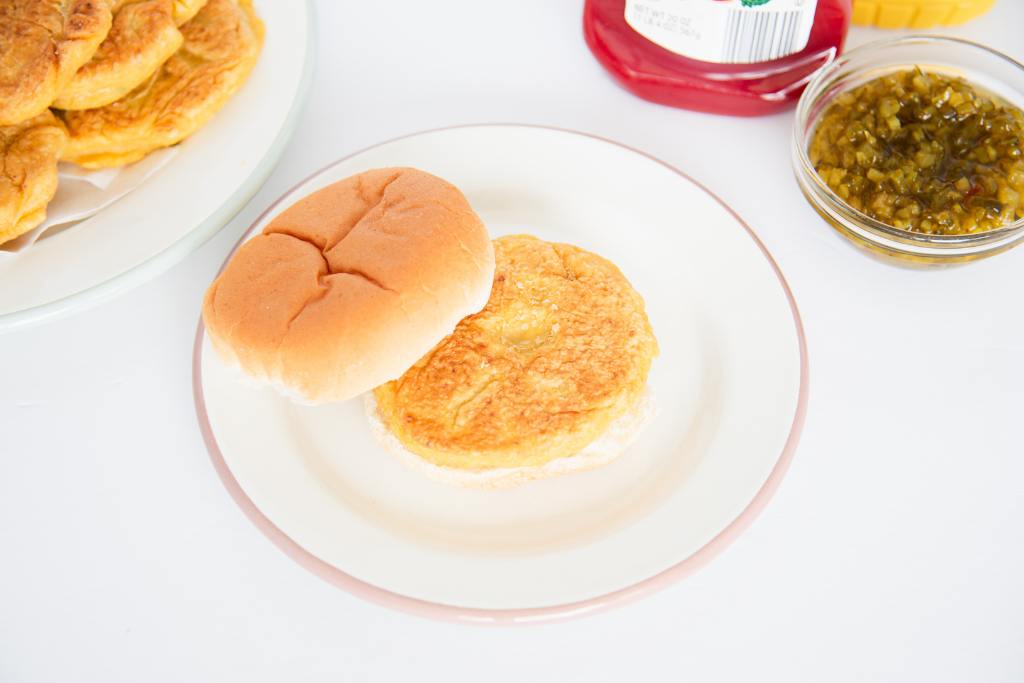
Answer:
(809, 68, 1024, 235)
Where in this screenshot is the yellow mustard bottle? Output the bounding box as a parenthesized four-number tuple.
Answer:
(852, 0, 995, 28)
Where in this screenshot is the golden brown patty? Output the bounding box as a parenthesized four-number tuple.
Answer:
(0, 111, 67, 246)
(0, 0, 113, 125)
(373, 234, 659, 471)
(54, 0, 184, 110)
(59, 0, 262, 168)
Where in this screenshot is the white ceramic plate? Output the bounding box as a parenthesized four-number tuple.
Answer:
(0, 0, 314, 332)
(194, 125, 808, 624)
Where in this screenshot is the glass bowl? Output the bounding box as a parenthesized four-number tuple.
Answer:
(792, 35, 1024, 266)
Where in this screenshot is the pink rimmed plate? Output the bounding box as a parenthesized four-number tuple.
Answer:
(193, 124, 808, 624)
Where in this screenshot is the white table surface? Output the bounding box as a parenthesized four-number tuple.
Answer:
(2, 1, 1022, 680)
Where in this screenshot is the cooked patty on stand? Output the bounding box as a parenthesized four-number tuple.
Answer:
(54, 0, 184, 110)
(0, 0, 113, 125)
(59, 0, 262, 168)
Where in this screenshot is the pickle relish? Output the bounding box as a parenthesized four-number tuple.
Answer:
(810, 68, 1024, 235)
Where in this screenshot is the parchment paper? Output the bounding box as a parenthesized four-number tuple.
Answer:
(0, 148, 177, 255)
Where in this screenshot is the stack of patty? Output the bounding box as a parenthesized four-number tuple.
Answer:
(0, 0, 264, 246)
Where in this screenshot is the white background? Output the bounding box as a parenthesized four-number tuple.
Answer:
(2, 1, 1022, 680)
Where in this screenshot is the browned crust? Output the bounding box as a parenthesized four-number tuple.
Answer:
(59, 0, 262, 168)
(0, 111, 68, 245)
(373, 234, 659, 471)
(0, 0, 113, 125)
(54, 0, 184, 110)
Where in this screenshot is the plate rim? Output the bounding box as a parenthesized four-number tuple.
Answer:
(191, 123, 810, 626)
(0, 0, 318, 334)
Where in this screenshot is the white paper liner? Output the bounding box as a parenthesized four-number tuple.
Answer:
(0, 147, 177, 255)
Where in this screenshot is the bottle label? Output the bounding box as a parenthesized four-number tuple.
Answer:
(624, 0, 819, 64)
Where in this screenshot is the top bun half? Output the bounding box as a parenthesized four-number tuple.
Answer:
(202, 167, 495, 403)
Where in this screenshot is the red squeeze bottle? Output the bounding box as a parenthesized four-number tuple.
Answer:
(583, 0, 852, 116)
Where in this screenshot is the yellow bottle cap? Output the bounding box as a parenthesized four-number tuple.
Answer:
(852, 0, 995, 28)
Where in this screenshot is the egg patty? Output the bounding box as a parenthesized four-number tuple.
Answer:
(59, 0, 262, 168)
(0, 111, 67, 245)
(373, 234, 658, 471)
(0, 0, 113, 125)
(54, 0, 185, 111)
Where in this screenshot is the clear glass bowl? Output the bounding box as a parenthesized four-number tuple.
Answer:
(792, 35, 1024, 266)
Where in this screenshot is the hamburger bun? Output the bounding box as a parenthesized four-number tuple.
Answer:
(202, 167, 496, 404)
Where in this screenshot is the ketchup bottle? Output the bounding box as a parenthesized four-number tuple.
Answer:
(584, 0, 852, 116)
